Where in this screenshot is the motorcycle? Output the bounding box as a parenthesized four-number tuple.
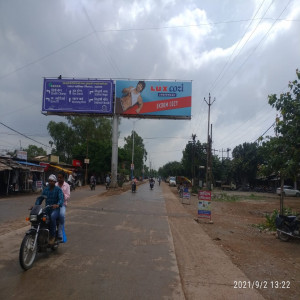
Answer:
(132, 181, 136, 193)
(150, 182, 154, 190)
(105, 182, 110, 190)
(90, 182, 96, 190)
(68, 181, 76, 191)
(19, 199, 60, 270)
(276, 214, 300, 242)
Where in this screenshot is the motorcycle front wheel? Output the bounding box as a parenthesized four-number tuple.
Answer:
(19, 234, 37, 270)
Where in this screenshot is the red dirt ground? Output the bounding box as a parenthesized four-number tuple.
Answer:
(172, 188, 300, 300)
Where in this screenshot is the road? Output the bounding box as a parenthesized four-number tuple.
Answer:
(0, 183, 184, 299)
(0, 183, 265, 300)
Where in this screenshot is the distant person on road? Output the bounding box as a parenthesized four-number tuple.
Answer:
(56, 171, 70, 241)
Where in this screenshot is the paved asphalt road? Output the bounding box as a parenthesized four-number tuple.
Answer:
(0, 183, 184, 299)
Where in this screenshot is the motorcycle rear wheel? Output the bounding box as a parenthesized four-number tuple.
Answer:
(277, 226, 291, 242)
(19, 234, 37, 270)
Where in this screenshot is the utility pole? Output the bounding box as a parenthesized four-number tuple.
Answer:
(191, 134, 196, 187)
(204, 93, 215, 190)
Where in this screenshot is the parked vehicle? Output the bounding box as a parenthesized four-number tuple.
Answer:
(221, 182, 236, 190)
(19, 200, 60, 270)
(276, 214, 300, 242)
(176, 176, 192, 187)
(169, 176, 176, 187)
(276, 186, 300, 197)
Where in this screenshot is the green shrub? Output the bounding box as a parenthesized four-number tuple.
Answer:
(255, 207, 297, 231)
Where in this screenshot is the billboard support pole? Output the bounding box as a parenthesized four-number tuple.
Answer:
(111, 114, 119, 188)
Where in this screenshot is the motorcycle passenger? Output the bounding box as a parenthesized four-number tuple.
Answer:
(35, 174, 64, 245)
(56, 171, 70, 241)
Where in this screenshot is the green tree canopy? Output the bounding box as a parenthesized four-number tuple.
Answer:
(47, 116, 113, 175)
(23, 145, 47, 159)
(122, 130, 147, 178)
(231, 142, 261, 185)
(266, 69, 300, 181)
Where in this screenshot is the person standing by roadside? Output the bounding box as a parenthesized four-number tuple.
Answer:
(56, 171, 70, 241)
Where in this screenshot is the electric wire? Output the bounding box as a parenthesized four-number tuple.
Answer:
(82, 5, 122, 78)
(208, 0, 269, 94)
(0, 17, 298, 81)
(216, 0, 292, 97)
(0, 122, 50, 149)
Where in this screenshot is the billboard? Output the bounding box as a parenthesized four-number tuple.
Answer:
(42, 79, 113, 114)
(115, 80, 192, 119)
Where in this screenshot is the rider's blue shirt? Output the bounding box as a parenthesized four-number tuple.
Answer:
(35, 186, 64, 209)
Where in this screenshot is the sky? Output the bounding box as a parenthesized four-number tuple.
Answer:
(0, 0, 299, 170)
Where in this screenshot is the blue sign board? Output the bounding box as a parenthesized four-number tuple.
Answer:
(42, 79, 113, 114)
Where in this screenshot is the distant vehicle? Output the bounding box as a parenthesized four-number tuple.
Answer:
(221, 182, 236, 191)
(169, 177, 176, 187)
(276, 186, 300, 197)
(176, 176, 192, 187)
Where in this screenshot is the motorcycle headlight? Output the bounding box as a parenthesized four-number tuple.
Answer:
(30, 215, 38, 222)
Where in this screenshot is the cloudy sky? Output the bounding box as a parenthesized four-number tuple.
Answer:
(0, 0, 299, 169)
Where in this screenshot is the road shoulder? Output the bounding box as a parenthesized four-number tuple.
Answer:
(162, 183, 265, 300)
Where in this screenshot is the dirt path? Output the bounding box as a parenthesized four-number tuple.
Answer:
(162, 183, 265, 300)
(164, 185, 300, 300)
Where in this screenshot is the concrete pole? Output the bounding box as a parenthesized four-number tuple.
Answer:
(111, 114, 119, 188)
(131, 122, 135, 180)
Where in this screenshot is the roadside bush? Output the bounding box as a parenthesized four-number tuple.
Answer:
(255, 208, 297, 231)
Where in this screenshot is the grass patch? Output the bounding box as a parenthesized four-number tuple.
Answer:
(213, 193, 239, 202)
(245, 193, 265, 200)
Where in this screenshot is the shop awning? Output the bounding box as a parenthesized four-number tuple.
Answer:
(0, 158, 29, 170)
(0, 161, 12, 171)
(18, 161, 45, 172)
(49, 164, 72, 174)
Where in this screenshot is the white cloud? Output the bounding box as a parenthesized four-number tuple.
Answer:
(0, 0, 299, 168)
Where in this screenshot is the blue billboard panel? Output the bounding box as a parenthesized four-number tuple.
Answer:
(42, 79, 113, 114)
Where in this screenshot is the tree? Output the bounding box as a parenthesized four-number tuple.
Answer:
(181, 140, 206, 179)
(267, 69, 300, 185)
(231, 142, 261, 186)
(47, 116, 113, 175)
(47, 121, 75, 163)
(158, 161, 183, 179)
(262, 69, 300, 213)
(122, 131, 147, 178)
(24, 145, 47, 159)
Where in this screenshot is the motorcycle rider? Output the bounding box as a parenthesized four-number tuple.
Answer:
(90, 174, 96, 189)
(56, 171, 70, 241)
(105, 174, 111, 189)
(131, 176, 137, 192)
(149, 177, 155, 189)
(68, 173, 75, 190)
(35, 174, 64, 245)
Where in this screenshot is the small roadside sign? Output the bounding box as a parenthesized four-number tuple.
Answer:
(198, 190, 212, 220)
